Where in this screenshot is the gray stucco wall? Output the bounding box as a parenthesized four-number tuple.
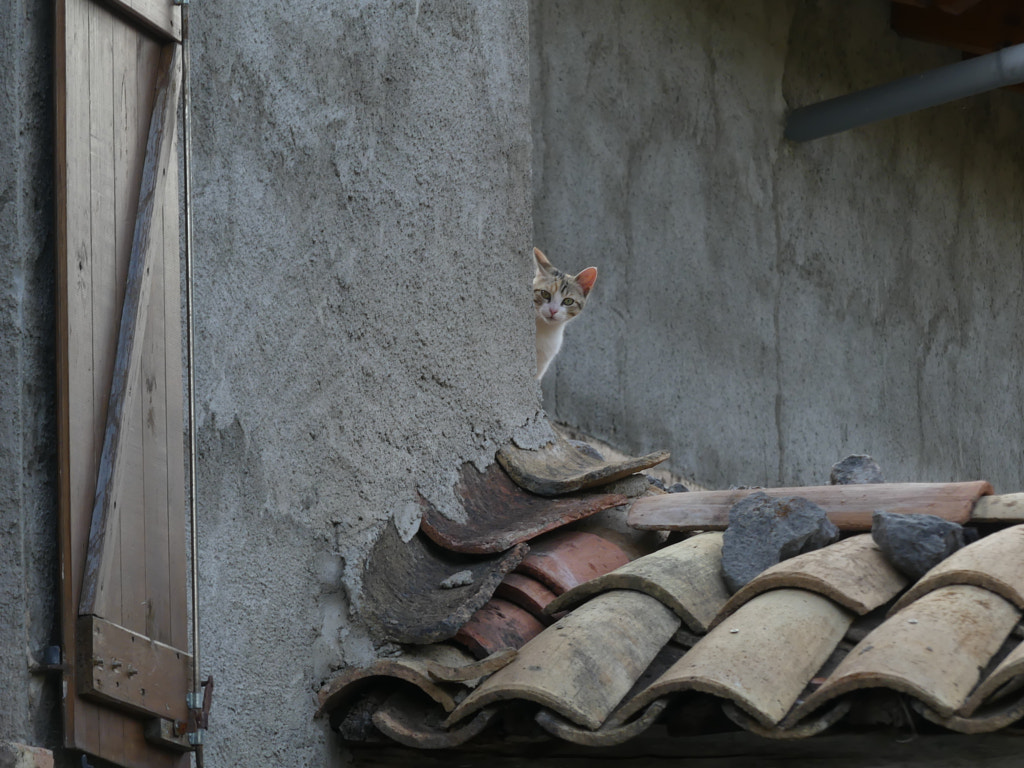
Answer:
(189, 1, 543, 764)
(0, 0, 61, 752)
(533, 1, 1024, 492)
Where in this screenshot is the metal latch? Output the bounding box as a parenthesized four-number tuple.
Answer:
(187, 676, 214, 745)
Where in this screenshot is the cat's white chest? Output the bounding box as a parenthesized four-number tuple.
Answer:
(535, 318, 566, 380)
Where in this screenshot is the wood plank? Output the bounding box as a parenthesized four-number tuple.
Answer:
(56, 0, 102, 750)
(892, 1, 1024, 55)
(80, 42, 182, 618)
(627, 481, 993, 532)
(98, 0, 181, 42)
(162, 164, 189, 653)
(77, 614, 192, 721)
(115, 14, 148, 637)
(86, 4, 129, 761)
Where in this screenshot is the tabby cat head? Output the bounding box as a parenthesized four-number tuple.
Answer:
(532, 248, 598, 326)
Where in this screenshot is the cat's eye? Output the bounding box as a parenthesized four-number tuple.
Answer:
(562, 298, 575, 306)
(539, 290, 551, 300)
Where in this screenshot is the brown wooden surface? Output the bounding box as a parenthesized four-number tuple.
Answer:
(100, 0, 181, 41)
(76, 615, 192, 720)
(55, 0, 188, 764)
(80, 42, 181, 618)
(627, 481, 993, 532)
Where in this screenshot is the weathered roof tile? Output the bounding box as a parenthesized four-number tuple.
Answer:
(545, 532, 729, 633)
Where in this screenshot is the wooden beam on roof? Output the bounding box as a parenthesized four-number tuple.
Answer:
(892, 0, 1024, 55)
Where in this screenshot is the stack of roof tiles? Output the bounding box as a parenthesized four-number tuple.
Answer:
(317, 441, 1024, 750)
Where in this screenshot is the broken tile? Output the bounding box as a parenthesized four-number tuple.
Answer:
(714, 534, 908, 625)
(419, 460, 627, 554)
(545, 532, 730, 633)
(497, 431, 669, 497)
(360, 523, 528, 644)
(514, 530, 630, 594)
(890, 524, 1024, 613)
(617, 589, 853, 728)
(452, 599, 545, 659)
(447, 590, 680, 731)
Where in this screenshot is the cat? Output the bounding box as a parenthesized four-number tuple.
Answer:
(533, 247, 598, 380)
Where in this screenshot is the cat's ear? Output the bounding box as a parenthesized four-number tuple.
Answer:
(576, 266, 598, 296)
(533, 247, 555, 276)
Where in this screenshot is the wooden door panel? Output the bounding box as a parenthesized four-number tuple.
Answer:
(56, 0, 190, 764)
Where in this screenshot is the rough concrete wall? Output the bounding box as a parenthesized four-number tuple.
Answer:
(532, 0, 1024, 491)
(189, 1, 542, 764)
(0, 0, 61, 752)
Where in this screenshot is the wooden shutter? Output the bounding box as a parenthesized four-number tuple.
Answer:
(55, 1, 191, 766)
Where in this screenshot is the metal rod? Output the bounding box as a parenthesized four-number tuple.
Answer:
(785, 41, 1024, 142)
(177, 1, 204, 765)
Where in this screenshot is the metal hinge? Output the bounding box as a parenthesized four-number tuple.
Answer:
(187, 676, 214, 746)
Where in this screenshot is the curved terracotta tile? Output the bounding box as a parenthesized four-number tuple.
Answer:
(446, 590, 680, 731)
(534, 699, 668, 746)
(791, 584, 1020, 723)
(495, 573, 558, 623)
(514, 530, 630, 594)
(723, 698, 850, 739)
(371, 688, 497, 748)
(361, 524, 528, 644)
(913, 690, 1024, 734)
(890, 524, 1024, 613)
(418, 460, 627, 554)
(497, 429, 669, 497)
(959, 636, 1024, 717)
(317, 648, 464, 718)
(618, 589, 853, 727)
(453, 599, 545, 659)
(545, 532, 729, 632)
(712, 535, 908, 627)
(421, 646, 517, 685)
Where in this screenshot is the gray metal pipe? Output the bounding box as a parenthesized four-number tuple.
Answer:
(785, 41, 1024, 142)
